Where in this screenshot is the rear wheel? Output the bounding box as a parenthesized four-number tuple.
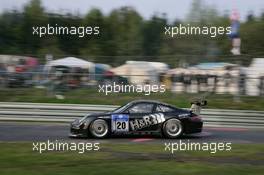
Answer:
(162, 119, 183, 138)
(89, 119, 109, 138)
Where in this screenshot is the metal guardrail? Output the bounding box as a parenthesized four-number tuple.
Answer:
(0, 102, 263, 129)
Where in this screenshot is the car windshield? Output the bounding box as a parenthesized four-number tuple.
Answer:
(112, 103, 131, 113)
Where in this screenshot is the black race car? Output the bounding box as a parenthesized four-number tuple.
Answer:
(70, 100, 204, 139)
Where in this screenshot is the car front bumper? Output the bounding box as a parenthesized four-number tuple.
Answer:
(69, 125, 88, 138)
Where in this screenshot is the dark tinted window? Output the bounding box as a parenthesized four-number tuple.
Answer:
(156, 105, 175, 112)
(128, 103, 154, 114)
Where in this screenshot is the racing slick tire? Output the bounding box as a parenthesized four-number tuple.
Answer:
(162, 118, 183, 138)
(89, 119, 109, 138)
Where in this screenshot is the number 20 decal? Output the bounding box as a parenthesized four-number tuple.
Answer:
(116, 121, 127, 129)
(111, 114, 129, 132)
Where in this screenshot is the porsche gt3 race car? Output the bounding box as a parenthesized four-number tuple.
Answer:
(70, 100, 205, 139)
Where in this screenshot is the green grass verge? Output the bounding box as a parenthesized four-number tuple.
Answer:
(1, 88, 264, 110)
(0, 142, 263, 175)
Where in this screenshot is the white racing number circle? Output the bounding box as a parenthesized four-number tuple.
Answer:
(163, 119, 182, 138)
(90, 119, 109, 138)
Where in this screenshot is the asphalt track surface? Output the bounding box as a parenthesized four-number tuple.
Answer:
(0, 122, 263, 144)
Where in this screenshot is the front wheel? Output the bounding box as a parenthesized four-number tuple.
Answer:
(162, 119, 183, 138)
(89, 119, 109, 138)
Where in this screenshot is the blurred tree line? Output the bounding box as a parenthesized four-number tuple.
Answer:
(0, 0, 263, 66)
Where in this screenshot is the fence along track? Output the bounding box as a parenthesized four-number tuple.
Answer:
(0, 102, 263, 129)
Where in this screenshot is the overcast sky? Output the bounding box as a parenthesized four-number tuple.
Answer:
(1, 0, 263, 21)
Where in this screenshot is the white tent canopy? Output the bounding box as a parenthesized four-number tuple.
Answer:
(246, 58, 264, 96)
(45, 57, 94, 70)
(126, 61, 169, 73)
(110, 61, 168, 84)
(110, 64, 130, 76)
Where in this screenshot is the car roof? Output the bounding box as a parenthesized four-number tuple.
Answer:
(129, 100, 173, 107)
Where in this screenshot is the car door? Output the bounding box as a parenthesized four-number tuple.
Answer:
(125, 102, 157, 131)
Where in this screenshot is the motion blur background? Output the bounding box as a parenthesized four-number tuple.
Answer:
(0, 0, 264, 107)
(0, 1, 264, 175)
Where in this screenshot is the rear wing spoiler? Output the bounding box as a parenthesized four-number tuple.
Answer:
(190, 100, 207, 115)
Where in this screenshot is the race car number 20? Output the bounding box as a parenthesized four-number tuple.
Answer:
(111, 114, 129, 132)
